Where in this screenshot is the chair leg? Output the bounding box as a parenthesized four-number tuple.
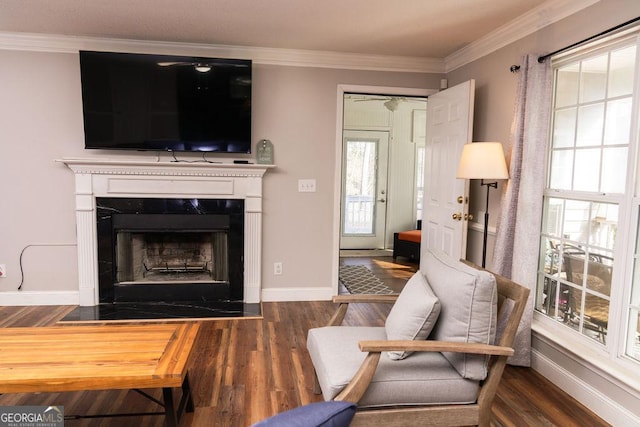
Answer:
(313, 372, 322, 395)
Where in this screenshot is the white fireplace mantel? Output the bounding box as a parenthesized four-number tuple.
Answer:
(57, 158, 274, 306)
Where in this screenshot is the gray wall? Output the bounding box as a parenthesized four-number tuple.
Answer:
(0, 51, 442, 295)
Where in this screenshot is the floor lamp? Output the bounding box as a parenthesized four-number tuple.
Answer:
(456, 142, 509, 268)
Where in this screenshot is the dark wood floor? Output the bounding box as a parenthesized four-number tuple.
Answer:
(0, 256, 609, 427)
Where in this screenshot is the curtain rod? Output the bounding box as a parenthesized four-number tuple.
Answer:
(538, 16, 640, 63)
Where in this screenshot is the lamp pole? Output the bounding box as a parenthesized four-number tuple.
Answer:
(480, 179, 498, 269)
(456, 142, 509, 270)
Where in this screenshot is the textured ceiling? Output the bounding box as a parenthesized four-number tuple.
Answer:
(0, 0, 551, 58)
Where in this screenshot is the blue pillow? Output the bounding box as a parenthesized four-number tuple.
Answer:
(252, 401, 356, 427)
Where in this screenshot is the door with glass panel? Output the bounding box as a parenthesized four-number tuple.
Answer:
(340, 130, 389, 249)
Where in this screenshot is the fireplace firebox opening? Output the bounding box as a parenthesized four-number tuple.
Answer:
(116, 230, 228, 285)
(97, 198, 244, 304)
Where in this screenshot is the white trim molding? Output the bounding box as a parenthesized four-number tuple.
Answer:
(0, 0, 599, 74)
(532, 318, 640, 425)
(261, 287, 334, 302)
(0, 291, 79, 306)
(446, 0, 600, 72)
(532, 347, 640, 426)
(0, 31, 445, 74)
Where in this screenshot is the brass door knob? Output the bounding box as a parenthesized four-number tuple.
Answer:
(452, 213, 462, 221)
(465, 213, 474, 221)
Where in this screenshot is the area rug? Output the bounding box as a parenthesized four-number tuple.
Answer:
(338, 265, 394, 294)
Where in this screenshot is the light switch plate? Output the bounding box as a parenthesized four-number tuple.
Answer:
(298, 179, 316, 192)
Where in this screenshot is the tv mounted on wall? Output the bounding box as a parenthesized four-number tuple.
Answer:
(79, 51, 252, 153)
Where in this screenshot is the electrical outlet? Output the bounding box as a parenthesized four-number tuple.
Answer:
(274, 262, 283, 275)
(0, 264, 5, 278)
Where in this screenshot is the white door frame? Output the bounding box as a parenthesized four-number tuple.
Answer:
(332, 84, 436, 295)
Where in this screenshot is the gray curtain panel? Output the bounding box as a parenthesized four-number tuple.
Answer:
(493, 53, 553, 366)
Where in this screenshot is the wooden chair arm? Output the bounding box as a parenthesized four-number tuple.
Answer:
(358, 340, 514, 357)
(334, 352, 381, 403)
(327, 294, 399, 326)
(332, 294, 399, 304)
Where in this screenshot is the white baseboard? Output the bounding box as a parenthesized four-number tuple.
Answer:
(531, 348, 640, 426)
(0, 291, 79, 306)
(261, 286, 334, 302)
(0, 288, 335, 305)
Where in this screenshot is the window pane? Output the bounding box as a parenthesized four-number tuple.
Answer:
(415, 146, 425, 220)
(343, 140, 376, 234)
(627, 310, 640, 362)
(601, 147, 628, 193)
(604, 97, 632, 145)
(565, 280, 609, 343)
(542, 198, 564, 236)
(563, 200, 591, 242)
(576, 103, 604, 147)
(582, 293, 609, 342)
(565, 286, 582, 333)
(609, 45, 637, 98)
(556, 64, 580, 108)
(584, 259, 612, 296)
(549, 150, 573, 190)
(627, 209, 640, 362)
(553, 108, 576, 148)
(538, 235, 567, 320)
(574, 148, 600, 192)
(590, 203, 618, 250)
(580, 54, 608, 103)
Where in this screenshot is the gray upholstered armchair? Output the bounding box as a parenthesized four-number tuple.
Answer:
(307, 249, 529, 427)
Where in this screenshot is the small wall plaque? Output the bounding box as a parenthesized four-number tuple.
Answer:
(256, 139, 274, 164)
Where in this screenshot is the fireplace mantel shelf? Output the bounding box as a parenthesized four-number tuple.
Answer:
(56, 158, 275, 177)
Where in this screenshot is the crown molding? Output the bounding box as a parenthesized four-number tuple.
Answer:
(0, 0, 600, 75)
(445, 0, 600, 72)
(0, 31, 445, 74)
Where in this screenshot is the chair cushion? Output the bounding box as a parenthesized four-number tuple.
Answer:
(422, 249, 497, 381)
(307, 326, 479, 406)
(385, 271, 441, 360)
(252, 401, 356, 427)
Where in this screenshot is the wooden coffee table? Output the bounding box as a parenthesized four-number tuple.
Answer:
(0, 322, 200, 426)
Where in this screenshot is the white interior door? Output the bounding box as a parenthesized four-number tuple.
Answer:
(340, 130, 389, 249)
(421, 80, 475, 261)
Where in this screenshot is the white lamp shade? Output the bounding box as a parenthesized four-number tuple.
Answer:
(456, 142, 509, 180)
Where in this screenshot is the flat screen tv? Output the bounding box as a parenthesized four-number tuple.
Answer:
(79, 51, 252, 153)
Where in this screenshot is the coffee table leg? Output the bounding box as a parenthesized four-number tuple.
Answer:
(163, 374, 194, 427)
(182, 374, 194, 413)
(163, 387, 177, 427)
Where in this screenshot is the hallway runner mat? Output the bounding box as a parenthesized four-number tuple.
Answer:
(338, 265, 394, 295)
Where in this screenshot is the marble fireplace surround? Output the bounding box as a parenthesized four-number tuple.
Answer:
(59, 158, 273, 306)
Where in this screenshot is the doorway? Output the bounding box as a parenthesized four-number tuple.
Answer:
(331, 85, 435, 296)
(340, 93, 428, 252)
